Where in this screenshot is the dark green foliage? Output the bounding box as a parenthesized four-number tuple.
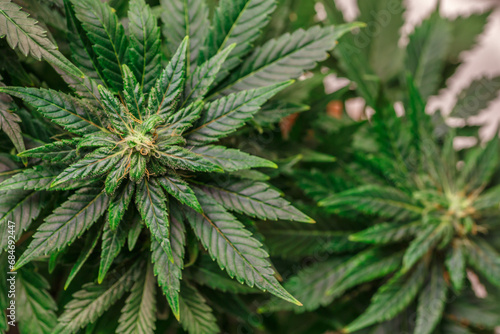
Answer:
(0, 0, 356, 332)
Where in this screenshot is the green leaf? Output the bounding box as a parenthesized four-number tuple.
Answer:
(259, 258, 348, 313)
(14, 187, 109, 270)
(466, 239, 500, 287)
(136, 178, 172, 261)
(0, 0, 83, 78)
(0, 98, 25, 154)
(158, 175, 202, 213)
(406, 13, 451, 99)
(98, 218, 128, 283)
(474, 184, 500, 211)
(156, 146, 222, 173)
(0, 166, 73, 191)
(185, 192, 301, 306)
(445, 241, 466, 292)
(105, 156, 129, 195)
(0, 190, 43, 250)
(71, 0, 128, 91)
(128, 0, 162, 93)
(188, 256, 258, 294)
(259, 222, 360, 259)
(116, 262, 156, 334)
(157, 101, 202, 137)
(151, 206, 185, 320)
(184, 44, 235, 105)
(129, 152, 147, 182)
(51, 148, 123, 187)
(220, 24, 360, 94)
(319, 185, 422, 220)
(16, 268, 57, 334)
(200, 0, 276, 80)
(160, 0, 209, 72)
(252, 102, 309, 128)
(450, 76, 500, 119)
(447, 12, 491, 63)
(54, 260, 142, 334)
(349, 222, 420, 244)
(178, 282, 220, 334)
(128, 212, 142, 251)
(458, 137, 499, 191)
(415, 263, 447, 334)
(147, 37, 188, 118)
(327, 250, 403, 298)
(344, 262, 427, 333)
(190, 145, 276, 171)
(402, 224, 444, 272)
(19, 139, 78, 163)
(186, 81, 292, 145)
(122, 64, 144, 121)
(109, 181, 135, 230)
(0, 87, 104, 135)
(98, 85, 134, 134)
(198, 180, 313, 222)
(64, 226, 102, 290)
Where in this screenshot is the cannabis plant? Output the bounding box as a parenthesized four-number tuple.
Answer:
(258, 1, 500, 333)
(0, 0, 359, 332)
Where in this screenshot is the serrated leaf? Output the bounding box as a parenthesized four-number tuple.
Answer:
(136, 177, 172, 261)
(160, 0, 209, 72)
(259, 222, 360, 259)
(200, 0, 276, 81)
(327, 250, 403, 298)
(178, 282, 220, 334)
(151, 206, 185, 320)
(129, 152, 147, 182)
(349, 221, 420, 245)
(406, 13, 451, 99)
(19, 139, 78, 163)
(466, 239, 500, 287)
(0, 87, 104, 135)
(16, 268, 57, 334)
(109, 181, 135, 230)
(98, 85, 134, 134)
(105, 156, 129, 195)
(14, 187, 109, 270)
(158, 175, 201, 213)
(128, 0, 161, 93)
(344, 262, 427, 333)
(198, 180, 313, 222)
(128, 212, 142, 251)
(156, 145, 222, 172)
(415, 263, 447, 334)
(184, 44, 235, 106)
(190, 145, 276, 172)
(64, 226, 102, 290)
(157, 101, 202, 137)
(51, 148, 123, 187)
(71, 0, 128, 91)
(54, 260, 142, 334)
(147, 37, 188, 118)
(186, 81, 292, 145)
(220, 24, 359, 94)
(122, 64, 144, 121)
(458, 137, 499, 192)
(0, 100, 25, 154)
(445, 241, 466, 292)
(402, 224, 444, 271)
(0, 190, 43, 250)
(0, 165, 86, 191)
(188, 256, 257, 294)
(252, 102, 309, 128)
(185, 192, 301, 306)
(447, 12, 491, 62)
(98, 218, 128, 283)
(259, 258, 348, 313)
(319, 185, 422, 220)
(450, 76, 500, 119)
(0, 0, 83, 78)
